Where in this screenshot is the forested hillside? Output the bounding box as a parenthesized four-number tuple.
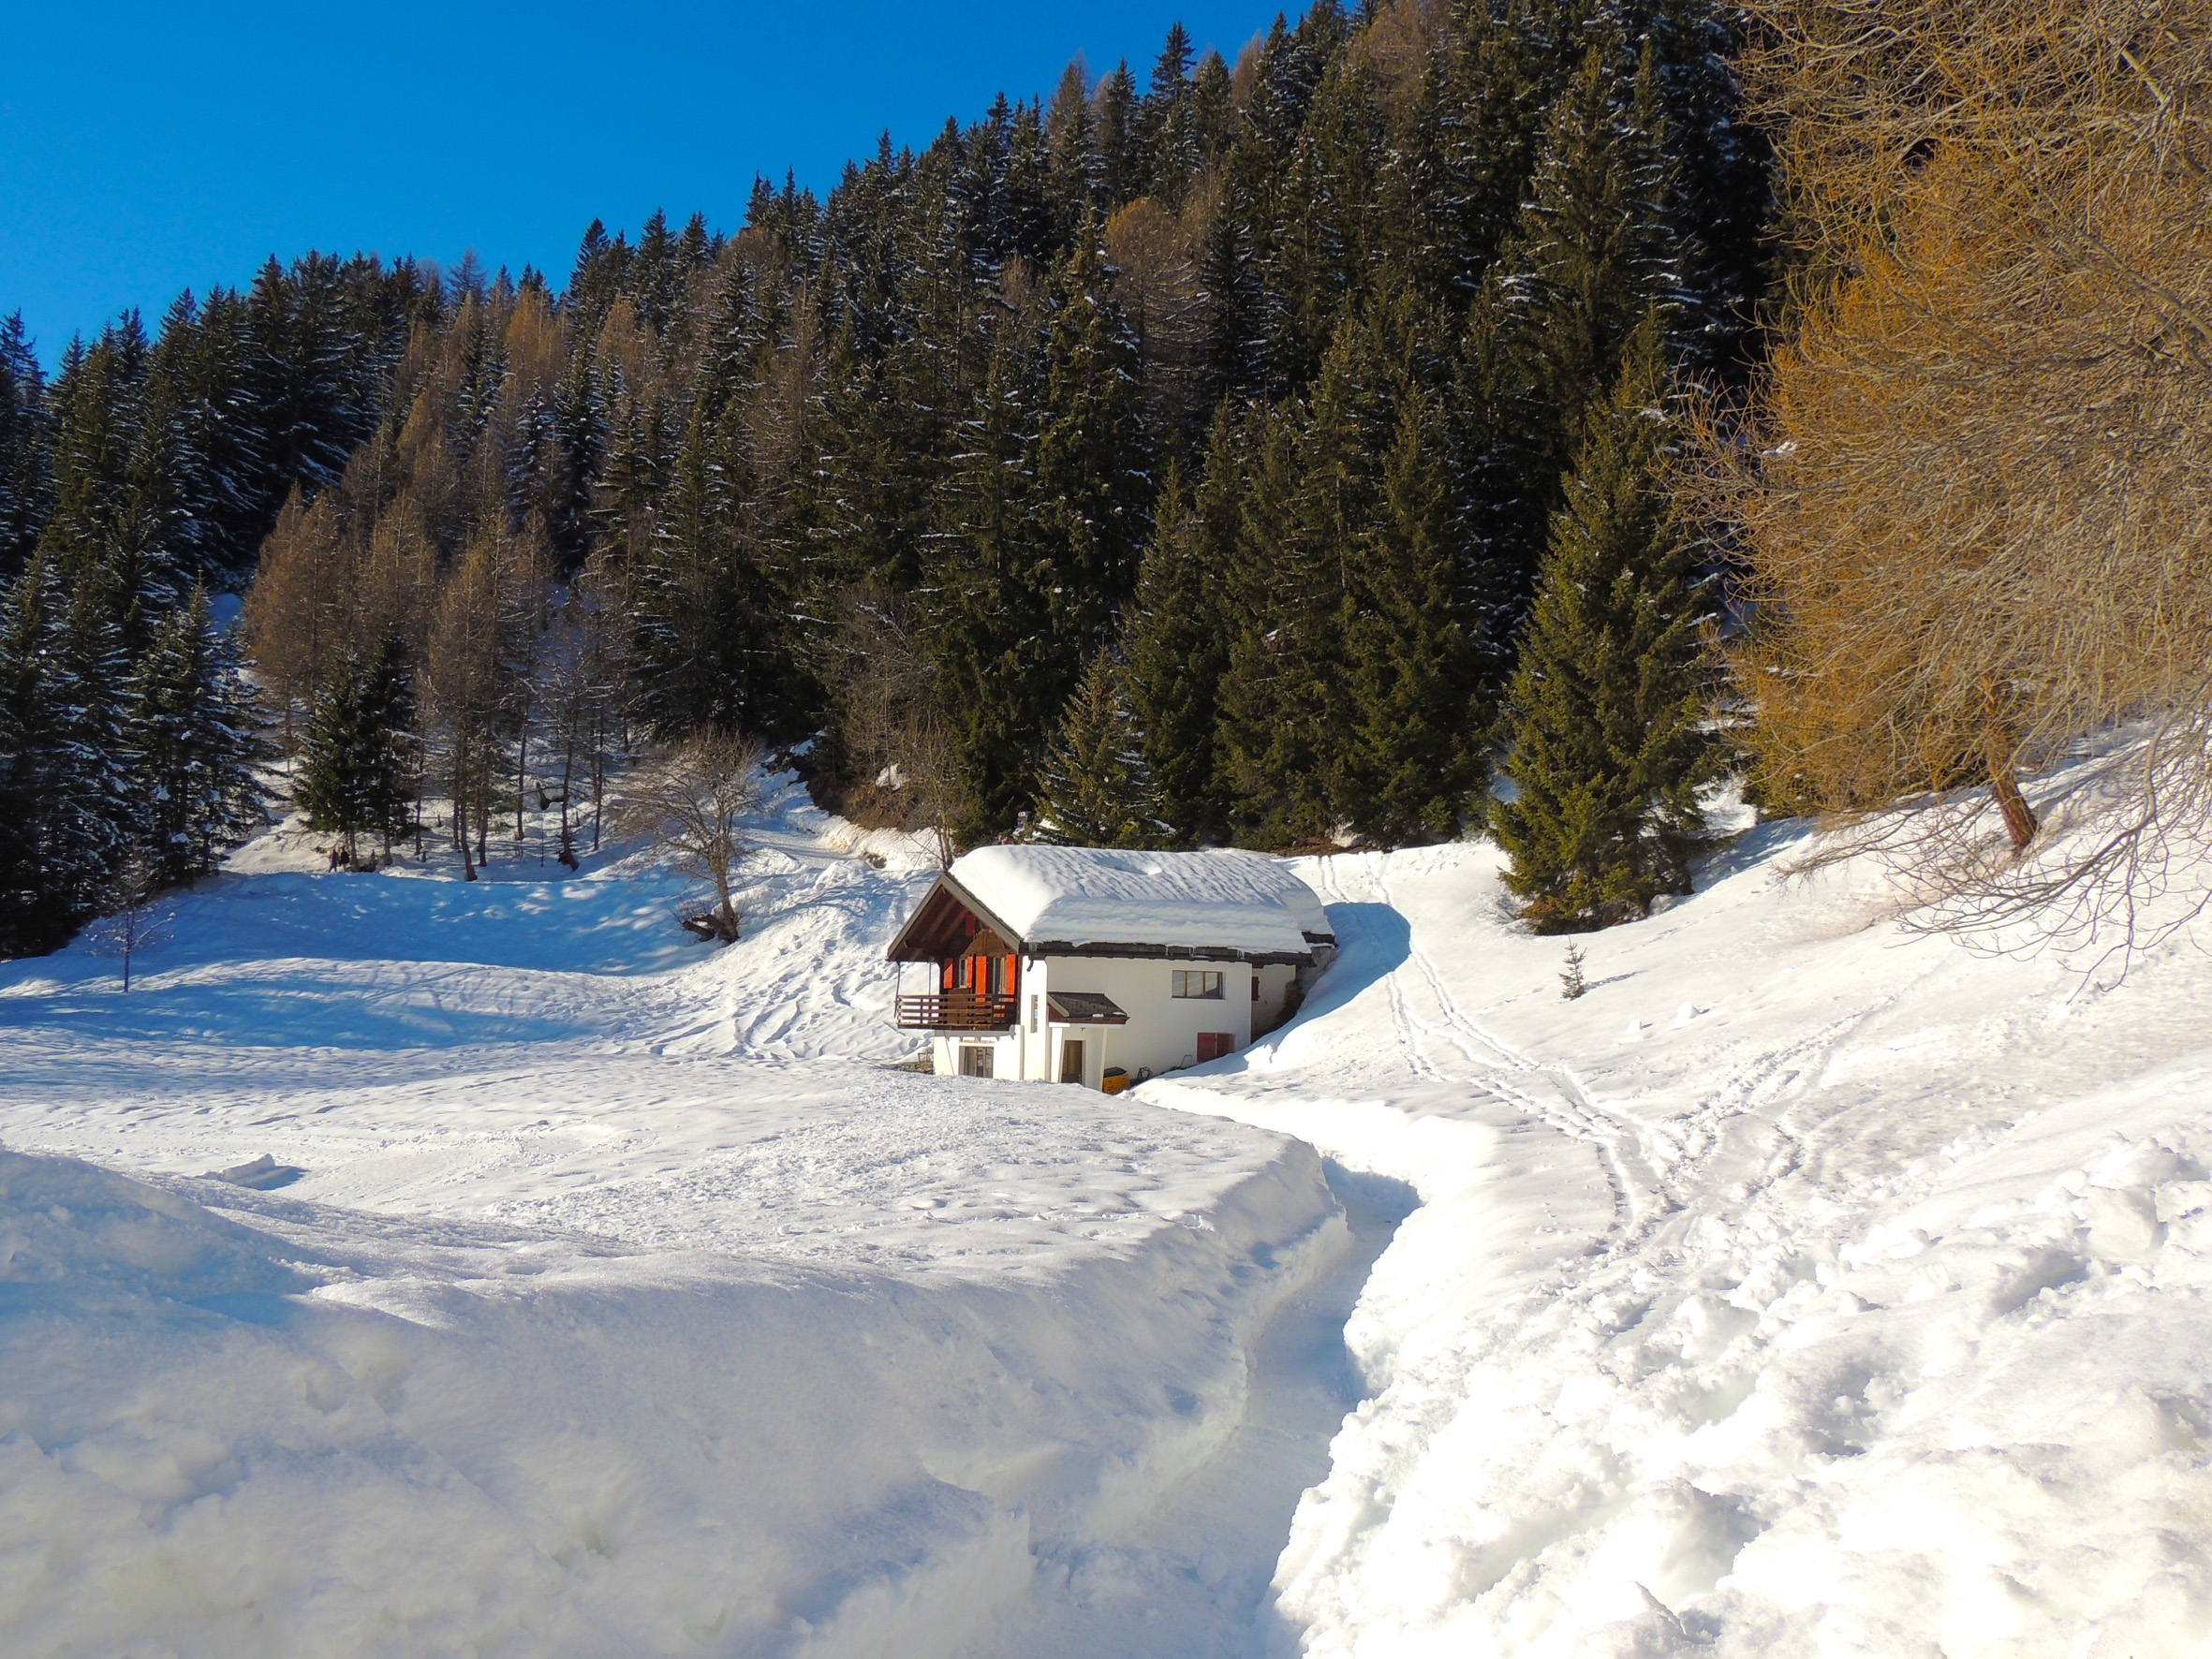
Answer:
(0, 0, 1770, 957)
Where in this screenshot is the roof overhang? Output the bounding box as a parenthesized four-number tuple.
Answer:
(1046, 991, 1129, 1025)
(885, 872, 1031, 963)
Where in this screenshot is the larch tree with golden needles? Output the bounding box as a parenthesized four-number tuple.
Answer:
(1699, 0, 2212, 936)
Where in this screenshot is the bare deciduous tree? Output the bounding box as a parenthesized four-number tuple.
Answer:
(615, 728, 765, 943)
(821, 586, 974, 869)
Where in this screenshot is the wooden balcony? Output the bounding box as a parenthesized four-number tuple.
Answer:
(895, 993, 1019, 1032)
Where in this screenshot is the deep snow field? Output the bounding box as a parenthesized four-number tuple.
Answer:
(2, 772, 2209, 1657)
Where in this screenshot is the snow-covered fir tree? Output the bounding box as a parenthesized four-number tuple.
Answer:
(1031, 649, 1166, 848)
(1490, 313, 1710, 931)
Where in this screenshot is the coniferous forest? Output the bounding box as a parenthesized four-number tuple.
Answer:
(0, 0, 1775, 957)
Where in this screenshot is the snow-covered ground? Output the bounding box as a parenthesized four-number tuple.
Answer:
(4, 772, 2209, 1656)
(0, 784, 1351, 1657)
(1156, 826, 2212, 1658)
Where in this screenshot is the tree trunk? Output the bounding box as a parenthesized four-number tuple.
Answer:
(1982, 689, 2039, 853)
(1989, 757, 2039, 852)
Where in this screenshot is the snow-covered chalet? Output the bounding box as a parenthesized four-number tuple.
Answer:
(885, 845, 1335, 1087)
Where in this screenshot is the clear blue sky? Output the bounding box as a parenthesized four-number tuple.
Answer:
(2, 2, 1274, 366)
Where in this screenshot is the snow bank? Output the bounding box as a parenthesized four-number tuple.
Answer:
(0, 1127, 1342, 1658)
(1147, 830, 2212, 1657)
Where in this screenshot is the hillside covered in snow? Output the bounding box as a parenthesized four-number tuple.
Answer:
(2, 775, 2208, 1657)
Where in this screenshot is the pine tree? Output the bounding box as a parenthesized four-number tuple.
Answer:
(296, 632, 415, 866)
(0, 313, 52, 579)
(1032, 241, 1152, 653)
(1031, 648, 1163, 846)
(1340, 391, 1485, 842)
(1124, 456, 1229, 843)
(127, 584, 268, 884)
(1489, 315, 1710, 932)
(0, 555, 122, 952)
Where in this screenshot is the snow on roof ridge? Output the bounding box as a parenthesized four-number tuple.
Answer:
(945, 844, 1333, 957)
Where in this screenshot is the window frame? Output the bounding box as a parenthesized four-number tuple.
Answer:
(1171, 969, 1225, 1000)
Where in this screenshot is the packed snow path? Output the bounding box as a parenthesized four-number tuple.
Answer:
(1155, 833, 2212, 1657)
(4, 776, 2211, 1657)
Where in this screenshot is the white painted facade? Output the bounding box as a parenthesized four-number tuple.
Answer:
(927, 956, 1302, 1086)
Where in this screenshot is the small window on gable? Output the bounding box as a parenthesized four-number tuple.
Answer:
(1172, 969, 1225, 1000)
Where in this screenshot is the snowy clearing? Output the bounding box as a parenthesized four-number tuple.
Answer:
(4, 773, 2210, 1656)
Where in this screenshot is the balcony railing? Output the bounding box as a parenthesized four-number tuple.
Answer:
(895, 993, 1019, 1031)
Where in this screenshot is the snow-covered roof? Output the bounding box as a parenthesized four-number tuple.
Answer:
(892, 845, 1334, 963)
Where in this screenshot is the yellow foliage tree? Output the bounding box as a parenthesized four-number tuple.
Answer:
(1697, 0, 2212, 936)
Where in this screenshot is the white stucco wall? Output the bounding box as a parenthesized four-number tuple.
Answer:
(925, 956, 1302, 1085)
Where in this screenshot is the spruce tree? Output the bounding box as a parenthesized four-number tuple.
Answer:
(0, 313, 52, 579)
(924, 316, 1078, 841)
(1340, 391, 1484, 842)
(1136, 23, 1200, 207)
(296, 633, 415, 867)
(1213, 400, 1342, 847)
(1031, 648, 1163, 847)
(1032, 241, 1152, 653)
(1478, 42, 1686, 636)
(1095, 62, 1141, 207)
(629, 401, 789, 740)
(128, 585, 268, 883)
(1489, 315, 1710, 932)
(1123, 456, 1229, 844)
(0, 555, 118, 952)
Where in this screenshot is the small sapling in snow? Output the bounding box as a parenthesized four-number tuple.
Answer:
(87, 855, 174, 992)
(1559, 940, 1587, 1000)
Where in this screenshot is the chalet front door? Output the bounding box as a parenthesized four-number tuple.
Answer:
(1059, 1039, 1084, 1084)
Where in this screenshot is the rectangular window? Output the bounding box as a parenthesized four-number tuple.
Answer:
(1196, 1032, 1235, 1062)
(1172, 969, 1225, 1000)
(1251, 976, 1261, 1001)
(959, 1044, 995, 1079)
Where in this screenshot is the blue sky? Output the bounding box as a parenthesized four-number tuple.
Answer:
(1, 2, 1273, 366)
